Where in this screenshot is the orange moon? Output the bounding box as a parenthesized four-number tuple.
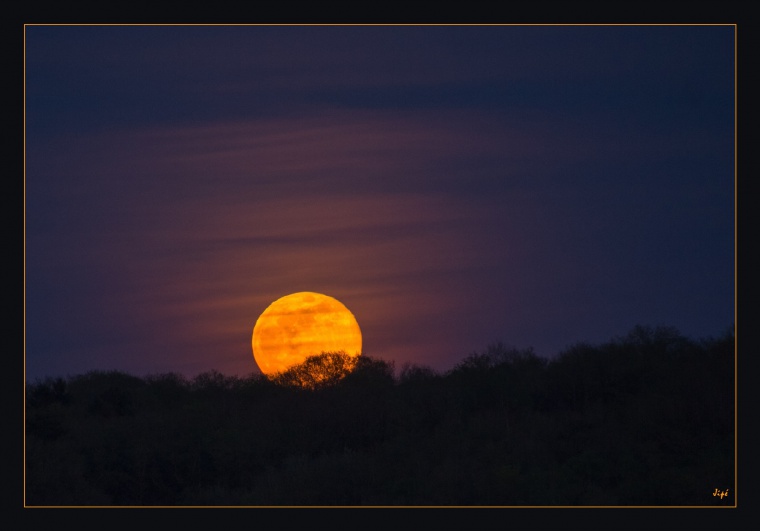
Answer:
(252, 292, 362, 376)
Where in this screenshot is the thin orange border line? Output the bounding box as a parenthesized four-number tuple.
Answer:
(22, 23, 738, 27)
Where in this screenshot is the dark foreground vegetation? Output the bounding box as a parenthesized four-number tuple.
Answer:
(25, 325, 734, 506)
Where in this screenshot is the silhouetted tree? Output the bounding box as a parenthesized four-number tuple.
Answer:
(397, 363, 438, 384)
(27, 376, 69, 408)
(270, 351, 359, 390)
(24, 325, 734, 506)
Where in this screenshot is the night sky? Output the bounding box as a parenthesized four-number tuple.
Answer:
(24, 24, 735, 381)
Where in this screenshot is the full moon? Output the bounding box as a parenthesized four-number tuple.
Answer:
(252, 292, 362, 376)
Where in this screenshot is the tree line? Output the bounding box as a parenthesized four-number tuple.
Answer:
(25, 325, 734, 506)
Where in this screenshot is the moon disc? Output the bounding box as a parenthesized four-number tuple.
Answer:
(252, 292, 362, 375)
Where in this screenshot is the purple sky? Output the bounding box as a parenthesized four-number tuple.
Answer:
(24, 25, 735, 380)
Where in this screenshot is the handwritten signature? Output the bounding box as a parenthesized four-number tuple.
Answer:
(712, 488, 729, 499)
